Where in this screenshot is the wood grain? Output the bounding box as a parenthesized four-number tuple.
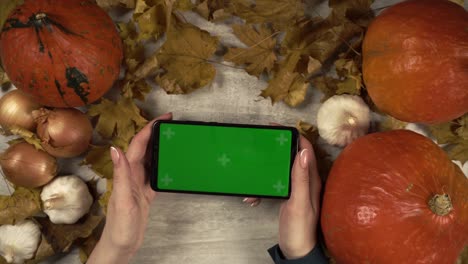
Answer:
(131, 193, 282, 264)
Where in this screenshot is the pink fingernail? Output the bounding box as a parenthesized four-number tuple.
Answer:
(242, 198, 248, 203)
(300, 149, 310, 169)
(110, 146, 120, 165)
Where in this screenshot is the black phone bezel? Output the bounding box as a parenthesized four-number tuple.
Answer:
(150, 120, 299, 199)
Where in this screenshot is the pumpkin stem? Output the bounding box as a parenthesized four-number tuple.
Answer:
(35, 13, 47, 20)
(428, 193, 453, 216)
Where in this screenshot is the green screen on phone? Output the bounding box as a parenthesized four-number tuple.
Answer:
(151, 121, 298, 198)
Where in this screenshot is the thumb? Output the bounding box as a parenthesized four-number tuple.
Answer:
(289, 148, 312, 207)
(110, 146, 132, 198)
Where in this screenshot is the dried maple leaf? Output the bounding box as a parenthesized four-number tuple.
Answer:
(121, 79, 153, 101)
(95, 0, 135, 9)
(8, 125, 43, 150)
(24, 234, 55, 264)
(156, 22, 219, 94)
(261, 70, 308, 107)
(82, 145, 113, 179)
(448, 0, 464, 6)
(228, 0, 305, 28)
(0, 0, 22, 31)
(378, 116, 408, 132)
(35, 204, 104, 253)
(0, 187, 42, 225)
(0, 66, 11, 91)
(194, 0, 229, 20)
(307, 56, 322, 76)
(311, 75, 340, 101)
(455, 114, 468, 140)
(429, 122, 459, 145)
(260, 50, 309, 107)
(98, 180, 113, 215)
(329, 0, 375, 27)
(117, 22, 146, 73)
(448, 140, 468, 164)
(225, 24, 278, 77)
(296, 120, 333, 181)
(135, 3, 171, 41)
(87, 97, 147, 142)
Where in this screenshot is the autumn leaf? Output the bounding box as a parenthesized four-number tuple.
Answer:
(455, 114, 468, 140)
(99, 180, 113, 215)
(117, 22, 146, 73)
(261, 69, 308, 107)
(95, 0, 135, 9)
(35, 205, 104, 253)
(225, 24, 278, 77)
(88, 97, 147, 145)
(135, 3, 171, 41)
(133, 52, 160, 80)
(455, 246, 468, 264)
(78, 225, 103, 264)
(0, 0, 22, 31)
(329, 0, 375, 27)
(0, 187, 42, 225)
(8, 125, 43, 150)
(378, 116, 408, 132)
(121, 79, 153, 101)
(448, 0, 464, 7)
(156, 22, 219, 94)
(448, 140, 468, 164)
(260, 49, 308, 107)
(25, 234, 55, 264)
(296, 121, 333, 181)
(429, 122, 458, 145)
(82, 145, 113, 179)
(228, 0, 305, 28)
(306, 56, 322, 76)
(194, 0, 229, 20)
(0, 66, 11, 90)
(311, 76, 340, 101)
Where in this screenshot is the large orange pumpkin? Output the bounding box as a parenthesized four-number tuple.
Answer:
(321, 130, 468, 264)
(362, 0, 468, 124)
(0, 0, 123, 107)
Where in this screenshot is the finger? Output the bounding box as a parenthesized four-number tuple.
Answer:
(242, 197, 261, 206)
(288, 147, 313, 208)
(110, 146, 133, 199)
(144, 185, 158, 203)
(127, 112, 173, 163)
(299, 135, 321, 211)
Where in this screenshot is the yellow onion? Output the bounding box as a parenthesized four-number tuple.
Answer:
(0, 142, 57, 188)
(32, 108, 93, 158)
(0, 90, 42, 131)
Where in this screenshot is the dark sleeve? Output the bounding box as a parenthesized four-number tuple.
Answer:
(268, 244, 329, 264)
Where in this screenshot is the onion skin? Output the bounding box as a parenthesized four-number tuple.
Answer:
(0, 142, 57, 188)
(0, 90, 41, 131)
(33, 108, 93, 158)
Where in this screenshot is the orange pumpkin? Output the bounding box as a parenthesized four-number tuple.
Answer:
(321, 130, 468, 264)
(0, 0, 123, 107)
(362, 0, 468, 124)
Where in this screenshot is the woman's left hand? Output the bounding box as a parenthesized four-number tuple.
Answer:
(87, 112, 172, 264)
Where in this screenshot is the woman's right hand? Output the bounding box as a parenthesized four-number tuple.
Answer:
(244, 135, 322, 259)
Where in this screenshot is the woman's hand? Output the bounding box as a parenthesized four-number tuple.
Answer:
(278, 136, 321, 259)
(244, 135, 322, 259)
(87, 113, 172, 264)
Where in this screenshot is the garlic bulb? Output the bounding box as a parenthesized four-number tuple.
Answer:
(317, 95, 370, 147)
(41, 175, 93, 224)
(0, 220, 41, 264)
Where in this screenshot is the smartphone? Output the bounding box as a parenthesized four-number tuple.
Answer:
(150, 120, 299, 198)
